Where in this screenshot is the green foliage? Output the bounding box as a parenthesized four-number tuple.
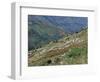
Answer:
(64, 47, 87, 64)
(67, 48, 81, 58)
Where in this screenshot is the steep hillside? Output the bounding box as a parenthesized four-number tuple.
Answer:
(28, 29, 88, 66)
(28, 15, 88, 51)
(28, 18, 66, 50)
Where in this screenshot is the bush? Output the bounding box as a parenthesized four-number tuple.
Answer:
(64, 47, 87, 64)
(67, 48, 81, 58)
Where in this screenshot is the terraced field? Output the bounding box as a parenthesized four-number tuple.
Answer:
(28, 29, 88, 66)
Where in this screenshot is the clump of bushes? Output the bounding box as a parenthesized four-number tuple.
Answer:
(64, 47, 87, 64)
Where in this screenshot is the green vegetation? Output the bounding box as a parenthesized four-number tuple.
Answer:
(28, 29, 88, 66)
(64, 47, 87, 64)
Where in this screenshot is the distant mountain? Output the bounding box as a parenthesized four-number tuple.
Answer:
(28, 15, 88, 33)
(28, 15, 88, 50)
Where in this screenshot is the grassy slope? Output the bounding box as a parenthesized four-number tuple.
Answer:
(28, 29, 88, 66)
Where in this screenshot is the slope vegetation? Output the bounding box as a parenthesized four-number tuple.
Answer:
(28, 29, 88, 66)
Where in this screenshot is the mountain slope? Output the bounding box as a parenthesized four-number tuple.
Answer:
(28, 15, 88, 33)
(28, 15, 87, 51)
(28, 29, 88, 66)
(28, 17, 66, 50)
